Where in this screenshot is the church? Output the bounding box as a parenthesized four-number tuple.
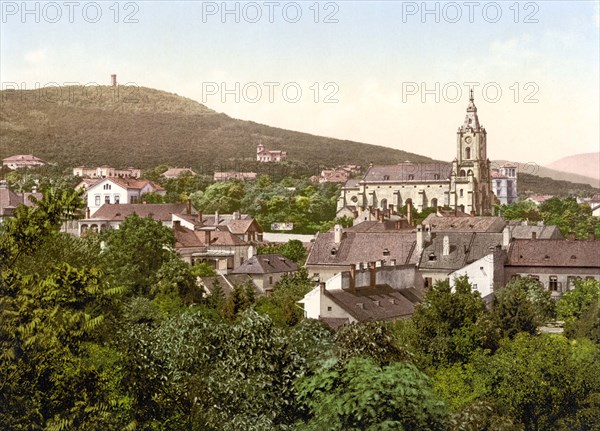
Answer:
(337, 91, 493, 219)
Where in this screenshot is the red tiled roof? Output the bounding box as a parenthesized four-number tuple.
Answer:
(507, 239, 600, 268)
(87, 203, 188, 221)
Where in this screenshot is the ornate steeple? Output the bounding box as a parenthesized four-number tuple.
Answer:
(462, 89, 480, 129)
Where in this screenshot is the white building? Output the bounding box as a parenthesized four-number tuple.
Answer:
(491, 163, 518, 205)
(3, 154, 47, 170)
(78, 177, 165, 216)
(256, 143, 287, 162)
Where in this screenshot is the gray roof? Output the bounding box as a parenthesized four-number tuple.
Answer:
(307, 230, 417, 267)
(324, 285, 423, 322)
(422, 214, 507, 233)
(231, 254, 299, 275)
(363, 163, 452, 182)
(418, 232, 504, 271)
(0, 189, 42, 216)
(507, 224, 564, 240)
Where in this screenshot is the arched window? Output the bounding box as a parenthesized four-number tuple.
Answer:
(465, 147, 471, 159)
(459, 189, 464, 198)
(431, 198, 438, 208)
(380, 198, 387, 210)
(459, 169, 466, 177)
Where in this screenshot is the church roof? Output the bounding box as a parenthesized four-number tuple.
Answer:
(363, 163, 452, 182)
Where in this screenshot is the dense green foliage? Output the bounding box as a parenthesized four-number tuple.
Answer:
(2, 192, 599, 430)
(498, 197, 600, 239)
(518, 173, 599, 198)
(257, 239, 308, 265)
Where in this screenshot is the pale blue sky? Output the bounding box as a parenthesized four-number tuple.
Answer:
(1, 1, 598, 164)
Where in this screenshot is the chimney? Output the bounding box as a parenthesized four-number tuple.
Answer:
(85, 207, 90, 219)
(589, 232, 596, 241)
(334, 224, 343, 244)
(407, 201, 413, 226)
(416, 224, 424, 253)
(531, 231, 537, 240)
(233, 211, 240, 220)
(204, 229, 211, 244)
(470, 210, 476, 216)
(187, 199, 192, 215)
(389, 204, 394, 214)
(111, 74, 117, 86)
(502, 226, 511, 247)
(31, 186, 37, 194)
(349, 263, 356, 290)
(214, 210, 219, 225)
(443, 235, 450, 256)
(376, 208, 381, 222)
(197, 211, 203, 226)
(369, 261, 376, 288)
(390, 258, 396, 266)
(319, 282, 326, 294)
(395, 220, 401, 230)
(568, 231, 575, 241)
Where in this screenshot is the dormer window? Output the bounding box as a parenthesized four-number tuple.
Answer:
(383, 248, 390, 256)
(331, 247, 337, 255)
(428, 252, 437, 261)
(408, 174, 414, 180)
(383, 175, 390, 181)
(434, 174, 440, 180)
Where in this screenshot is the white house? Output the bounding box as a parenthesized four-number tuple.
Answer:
(2, 154, 47, 169)
(79, 177, 165, 216)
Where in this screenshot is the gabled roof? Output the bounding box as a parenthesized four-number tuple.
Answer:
(363, 163, 452, 182)
(87, 177, 165, 191)
(3, 154, 46, 164)
(226, 219, 259, 235)
(306, 229, 417, 267)
(324, 285, 423, 322)
(86, 203, 189, 221)
(421, 214, 506, 233)
(231, 254, 299, 275)
(507, 224, 563, 240)
(507, 239, 600, 268)
(0, 189, 42, 216)
(174, 225, 248, 248)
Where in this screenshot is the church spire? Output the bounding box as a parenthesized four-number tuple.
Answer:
(463, 89, 480, 129)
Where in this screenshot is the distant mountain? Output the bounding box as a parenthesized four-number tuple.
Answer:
(493, 160, 599, 188)
(545, 153, 600, 185)
(0, 85, 434, 175)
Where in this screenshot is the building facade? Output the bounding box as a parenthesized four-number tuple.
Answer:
(337, 91, 493, 217)
(491, 163, 518, 205)
(256, 143, 287, 162)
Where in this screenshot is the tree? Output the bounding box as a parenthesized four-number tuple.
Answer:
(557, 278, 600, 323)
(493, 277, 555, 339)
(101, 214, 176, 296)
(295, 357, 449, 431)
(257, 239, 308, 265)
(334, 321, 413, 366)
(411, 277, 497, 366)
(255, 269, 314, 326)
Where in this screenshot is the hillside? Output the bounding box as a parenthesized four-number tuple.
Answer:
(518, 173, 598, 198)
(545, 153, 600, 185)
(0, 85, 434, 174)
(493, 160, 599, 188)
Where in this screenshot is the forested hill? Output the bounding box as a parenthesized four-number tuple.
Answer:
(0, 85, 434, 172)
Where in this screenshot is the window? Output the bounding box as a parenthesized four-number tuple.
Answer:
(460, 170, 466, 177)
(549, 276, 559, 291)
(269, 276, 273, 285)
(114, 195, 120, 204)
(459, 189, 464, 198)
(567, 276, 578, 291)
(94, 195, 100, 206)
(434, 174, 440, 180)
(103, 183, 111, 190)
(408, 174, 414, 180)
(105, 195, 110, 204)
(327, 306, 332, 311)
(465, 147, 471, 159)
(383, 175, 390, 180)
(424, 277, 433, 288)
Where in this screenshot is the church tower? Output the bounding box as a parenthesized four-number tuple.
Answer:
(451, 90, 492, 215)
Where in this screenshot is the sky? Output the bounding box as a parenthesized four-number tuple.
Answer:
(1, 1, 599, 165)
